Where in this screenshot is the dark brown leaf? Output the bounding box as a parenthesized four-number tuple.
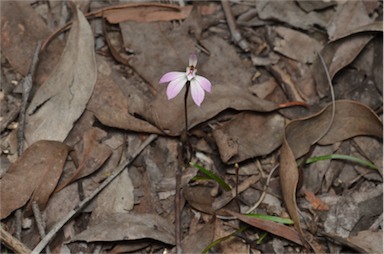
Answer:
(0, 141, 70, 219)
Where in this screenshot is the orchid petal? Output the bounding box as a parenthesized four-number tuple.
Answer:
(190, 79, 205, 106)
(194, 75, 212, 93)
(159, 72, 185, 84)
(166, 75, 187, 100)
(189, 53, 198, 67)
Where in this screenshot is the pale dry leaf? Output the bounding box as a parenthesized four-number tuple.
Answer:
(213, 112, 284, 164)
(255, 1, 327, 30)
(25, 5, 97, 145)
(273, 26, 322, 63)
(327, 1, 373, 41)
(89, 170, 134, 226)
(70, 213, 175, 245)
(348, 230, 383, 254)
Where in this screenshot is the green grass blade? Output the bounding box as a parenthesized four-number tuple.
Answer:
(202, 226, 248, 254)
(245, 214, 294, 225)
(306, 154, 378, 170)
(190, 162, 232, 191)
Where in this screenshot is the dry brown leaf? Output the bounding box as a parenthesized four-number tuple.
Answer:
(180, 220, 215, 253)
(55, 127, 112, 191)
(313, 23, 382, 97)
(87, 57, 161, 134)
(255, 1, 327, 30)
(89, 169, 134, 226)
(99, 4, 193, 24)
(213, 112, 284, 164)
(0, 2, 51, 76)
(25, 5, 97, 145)
(146, 83, 279, 136)
(347, 230, 383, 254)
(225, 210, 303, 246)
(327, 1, 374, 41)
(119, 21, 281, 135)
(273, 26, 322, 63)
(70, 213, 175, 245)
(0, 140, 70, 219)
(280, 100, 382, 247)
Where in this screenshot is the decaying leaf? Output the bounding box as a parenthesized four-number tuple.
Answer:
(280, 100, 382, 246)
(25, 5, 97, 145)
(213, 112, 284, 164)
(0, 140, 70, 219)
(70, 213, 175, 245)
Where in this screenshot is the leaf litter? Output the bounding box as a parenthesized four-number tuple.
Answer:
(0, 1, 382, 253)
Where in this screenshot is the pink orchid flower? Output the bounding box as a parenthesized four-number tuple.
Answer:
(159, 53, 212, 106)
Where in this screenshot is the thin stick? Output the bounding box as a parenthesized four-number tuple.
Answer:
(221, 0, 249, 52)
(31, 134, 158, 254)
(18, 40, 41, 155)
(32, 201, 51, 254)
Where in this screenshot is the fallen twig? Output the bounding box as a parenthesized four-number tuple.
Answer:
(221, 0, 250, 52)
(31, 134, 158, 254)
(17, 41, 41, 155)
(32, 201, 51, 254)
(0, 224, 32, 254)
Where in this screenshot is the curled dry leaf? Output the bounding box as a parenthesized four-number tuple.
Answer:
(25, 5, 97, 145)
(0, 140, 70, 219)
(70, 213, 175, 245)
(313, 21, 382, 97)
(280, 100, 382, 246)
